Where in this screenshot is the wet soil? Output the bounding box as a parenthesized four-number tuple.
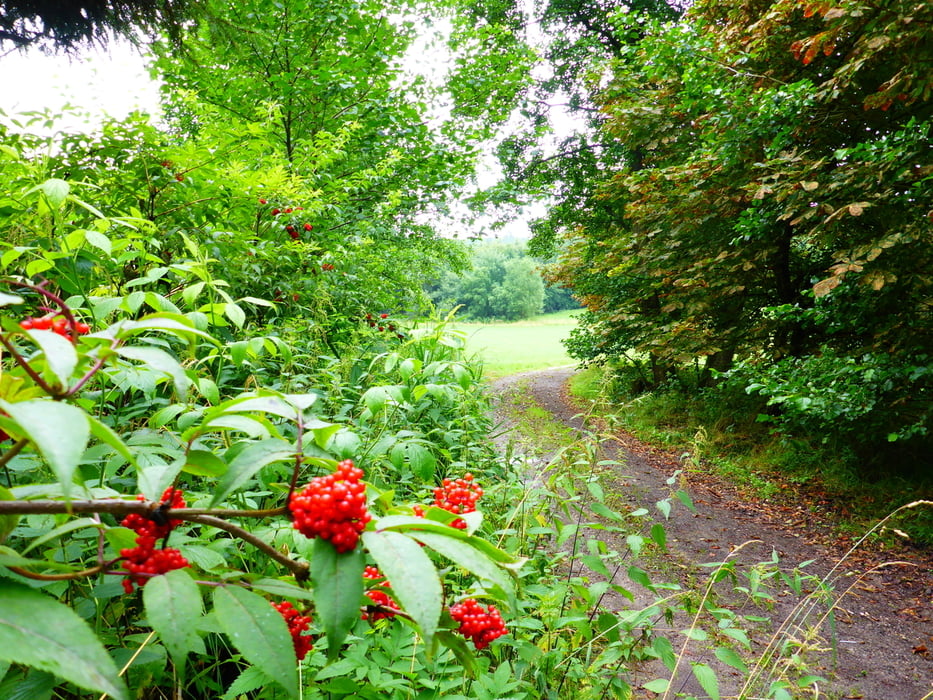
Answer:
(490, 367, 932, 700)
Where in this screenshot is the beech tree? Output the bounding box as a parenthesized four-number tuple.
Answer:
(550, 0, 933, 460)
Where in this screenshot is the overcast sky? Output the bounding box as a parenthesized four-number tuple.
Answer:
(0, 42, 160, 132)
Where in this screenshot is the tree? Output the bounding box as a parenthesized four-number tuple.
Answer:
(0, 0, 191, 51)
(429, 242, 546, 320)
(549, 0, 933, 461)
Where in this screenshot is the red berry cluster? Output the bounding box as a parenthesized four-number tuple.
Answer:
(271, 600, 313, 661)
(362, 566, 399, 620)
(262, 202, 312, 241)
(449, 599, 508, 649)
(289, 460, 370, 553)
(433, 474, 483, 529)
(364, 313, 402, 338)
(20, 316, 91, 342)
(321, 263, 335, 272)
(119, 487, 189, 593)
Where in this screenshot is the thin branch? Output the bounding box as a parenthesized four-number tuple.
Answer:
(183, 513, 309, 582)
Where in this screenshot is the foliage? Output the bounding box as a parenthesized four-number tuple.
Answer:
(542, 0, 933, 467)
(0, 0, 192, 51)
(429, 242, 547, 321)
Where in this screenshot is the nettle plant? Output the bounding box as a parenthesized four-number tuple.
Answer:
(0, 281, 521, 699)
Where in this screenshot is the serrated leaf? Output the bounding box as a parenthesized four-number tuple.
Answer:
(0, 399, 89, 500)
(405, 442, 436, 480)
(86, 414, 137, 467)
(137, 456, 184, 502)
(20, 329, 77, 389)
(409, 531, 515, 605)
(362, 530, 442, 645)
(249, 578, 316, 602)
(82, 229, 112, 254)
(311, 540, 365, 657)
(117, 313, 218, 343)
(652, 635, 677, 671)
(213, 586, 298, 697)
(714, 646, 748, 673)
(643, 678, 669, 693)
(117, 346, 190, 398)
(650, 523, 668, 550)
(22, 517, 101, 555)
(674, 489, 696, 513)
(210, 439, 294, 506)
(221, 665, 275, 700)
(143, 569, 205, 673)
(691, 662, 720, 700)
(0, 581, 128, 700)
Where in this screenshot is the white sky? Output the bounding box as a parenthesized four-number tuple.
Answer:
(0, 38, 545, 240)
(0, 41, 161, 132)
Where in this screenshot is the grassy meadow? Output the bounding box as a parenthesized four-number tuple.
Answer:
(451, 310, 580, 378)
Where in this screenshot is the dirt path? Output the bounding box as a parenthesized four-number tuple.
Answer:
(490, 367, 932, 700)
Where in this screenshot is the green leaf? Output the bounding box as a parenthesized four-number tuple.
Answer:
(652, 635, 677, 672)
(221, 666, 275, 700)
(224, 302, 246, 327)
(626, 534, 644, 557)
(0, 292, 23, 307)
(22, 517, 101, 555)
(362, 530, 442, 645)
(86, 414, 138, 467)
(117, 346, 190, 399)
(714, 646, 748, 673)
(375, 514, 522, 567)
(409, 531, 515, 605)
(310, 539, 365, 658)
(83, 229, 112, 254)
(675, 489, 696, 513)
(691, 662, 720, 700)
(0, 487, 19, 544)
(117, 313, 218, 343)
(643, 678, 669, 693)
(249, 578, 316, 602)
(210, 439, 294, 507)
(32, 178, 70, 210)
(0, 399, 89, 500)
(650, 523, 668, 551)
(0, 581, 128, 700)
(213, 586, 298, 698)
(137, 456, 184, 502)
(143, 569, 206, 673)
(404, 442, 436, 480)
(182, 449, 227, 477)
(20, 329, 77, 389)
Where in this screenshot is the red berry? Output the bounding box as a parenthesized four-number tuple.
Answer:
(362, 566, 399, 620)
(450, 599, 507, 649)
(175, 173, 184, 182)
(380, 313, 388, 319)
(272, 601, 313, 661)
(285, 207, 293, 213)
(289, 460, 370, 553)
(259, 198, 267, 204)
(303, 223, 313, 231)
(433, 475, 483, 529)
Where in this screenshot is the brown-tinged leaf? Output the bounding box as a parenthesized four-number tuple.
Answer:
(801, 181, 819, 191)
(848, 203, 864, 216)
(813, 277, 841, 297)
(823, 8, 846, 20)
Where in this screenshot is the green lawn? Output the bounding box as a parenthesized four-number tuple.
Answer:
(451, 310, 580, 378)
